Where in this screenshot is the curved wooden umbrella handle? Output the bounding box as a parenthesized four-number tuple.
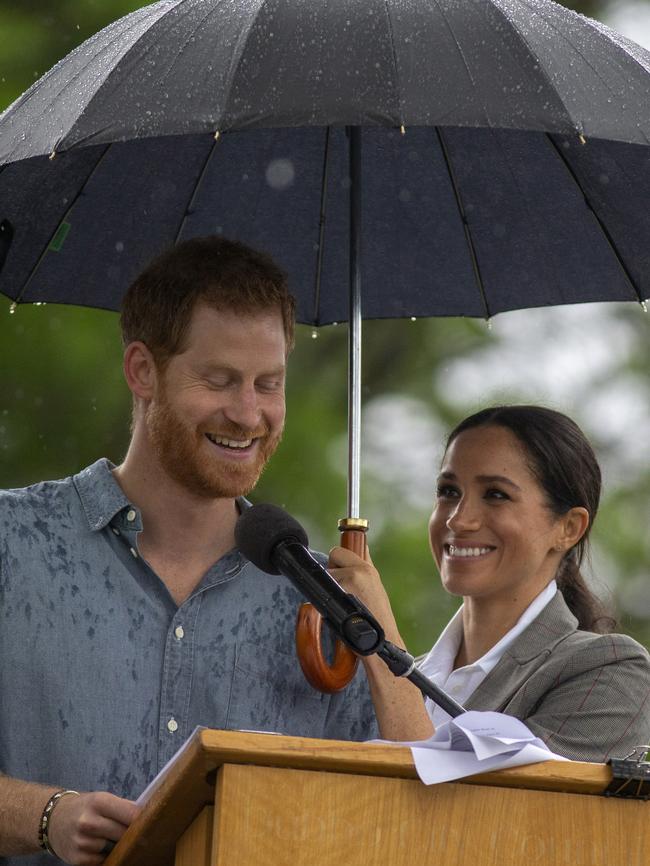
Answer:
(295, 519, 368, 693)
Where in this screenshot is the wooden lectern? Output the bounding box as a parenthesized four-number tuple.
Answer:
(106, 729, 647, 866)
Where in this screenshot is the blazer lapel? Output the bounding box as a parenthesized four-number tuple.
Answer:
(464, 592, 578, 712)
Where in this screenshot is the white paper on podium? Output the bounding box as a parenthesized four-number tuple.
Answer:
(135, 726, 286, 806)
(376, 711, 568, 785)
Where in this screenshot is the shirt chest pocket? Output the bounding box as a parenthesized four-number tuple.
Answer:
(226, 640, 328, 738)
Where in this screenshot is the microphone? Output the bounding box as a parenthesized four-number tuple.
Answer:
(235, 503, 384, 655)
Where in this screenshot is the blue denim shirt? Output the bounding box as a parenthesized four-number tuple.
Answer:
(0, 460, 377, 866)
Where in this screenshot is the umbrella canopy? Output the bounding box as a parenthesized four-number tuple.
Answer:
(0, 0, 649, 322)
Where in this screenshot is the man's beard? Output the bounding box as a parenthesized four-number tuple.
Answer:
(145, 390, 282, 499)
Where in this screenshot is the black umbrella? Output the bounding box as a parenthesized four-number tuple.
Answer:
(1, 0, 649, 688)
(1, 0, 649, 319)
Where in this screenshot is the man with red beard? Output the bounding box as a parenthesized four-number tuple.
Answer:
(0, 237, 376, 866)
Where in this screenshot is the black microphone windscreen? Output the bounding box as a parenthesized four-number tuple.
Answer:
(235, 503, 309, 574)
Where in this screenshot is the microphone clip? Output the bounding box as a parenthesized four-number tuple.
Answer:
(273, 538, 385, 655)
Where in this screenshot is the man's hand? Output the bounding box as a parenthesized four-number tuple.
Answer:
(47, 792, 139, 866)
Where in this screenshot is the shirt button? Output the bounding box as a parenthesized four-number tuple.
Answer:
(174, 625, 185, 640)
(167, 718, 178, 733)
(126, 509, 136, 522)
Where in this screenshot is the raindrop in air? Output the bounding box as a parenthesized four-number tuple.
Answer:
(265, 158, 295, 191)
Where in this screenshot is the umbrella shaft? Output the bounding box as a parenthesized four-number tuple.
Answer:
(348, 126, 362, 519)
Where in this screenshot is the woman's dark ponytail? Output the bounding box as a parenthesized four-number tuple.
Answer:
(447, 405, 616, 633)
(556, 553, 616, 633)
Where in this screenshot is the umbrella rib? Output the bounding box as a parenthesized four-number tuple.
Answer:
(220, 0, 271, 128)
(435, 127, 492, 320)
(0, 3, 168, 128)
(515, 0, 650, 141)
(582, 16, 650, 91)
(486, 0, 577, 133)
(312, 126, 332, 326)
(144, 0, 232, 110)
(68, 1, 220, 146)
(12, 145, 112, 307)
(380, 0, 405, 124)
(172, 133, 223, 245)
(430, 0, 490, 125)
(49, 3, 186, 153)
(545, 133, 646, 305)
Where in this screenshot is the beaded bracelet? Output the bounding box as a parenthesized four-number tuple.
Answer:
(38, 789, 80, 857)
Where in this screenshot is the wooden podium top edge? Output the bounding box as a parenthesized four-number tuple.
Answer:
(196, 728, 611, 793)
(107, 729, 613, 866)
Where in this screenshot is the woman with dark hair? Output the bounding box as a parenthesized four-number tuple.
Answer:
(330, 405, 650, 761)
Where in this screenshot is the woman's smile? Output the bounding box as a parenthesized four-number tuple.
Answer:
(443, 543, 496, 560)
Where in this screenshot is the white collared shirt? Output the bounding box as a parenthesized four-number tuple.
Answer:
(418, 581, 558, 727)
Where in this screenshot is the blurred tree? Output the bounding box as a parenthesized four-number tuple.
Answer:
(1, 0, 648, 654)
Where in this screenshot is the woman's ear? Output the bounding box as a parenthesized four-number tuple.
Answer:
(123, 341, 158, 401)
(555, 506, 590, 553)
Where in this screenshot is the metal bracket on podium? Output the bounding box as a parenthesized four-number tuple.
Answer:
(605, 746, 650, 800)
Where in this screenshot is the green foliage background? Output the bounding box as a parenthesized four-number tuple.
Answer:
(1, 0, 648, 654)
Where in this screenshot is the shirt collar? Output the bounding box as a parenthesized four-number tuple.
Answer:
(474, 580, 557, 674)
(73, 458, 133, 532)
(419, 580, 558, 679)
(418, 607, 464, 680)
(73, 458, 252, 538)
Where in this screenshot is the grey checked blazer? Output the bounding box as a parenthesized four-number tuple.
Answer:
(433, 591, 650, 762)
